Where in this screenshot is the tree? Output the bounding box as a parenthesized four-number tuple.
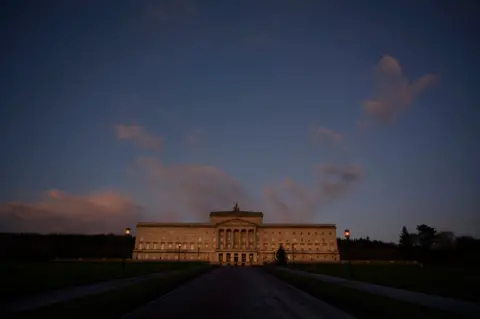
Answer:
(276, 244, 288, 266)
(399, 226, 413, 260)
(416, 224, 436, 250)
(399, 226, 411, 246)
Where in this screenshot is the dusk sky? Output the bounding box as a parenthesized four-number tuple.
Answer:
(1, 0, 479, 242)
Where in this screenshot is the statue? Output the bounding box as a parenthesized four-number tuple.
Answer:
(233, 202, 240, 212)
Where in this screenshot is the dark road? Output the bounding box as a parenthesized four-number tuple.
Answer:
(122, 267, 355, 319)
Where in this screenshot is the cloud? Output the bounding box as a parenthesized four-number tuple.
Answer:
(263, 164, 363, 222)
(0, 190, 144, 234)
(310, 126, 344, 145)
(361, 55, 439, 124)
(115, 124, 163, 151)
(132, 157, 260, 221)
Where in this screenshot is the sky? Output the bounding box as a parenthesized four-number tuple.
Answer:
(1, 0, 479, 242)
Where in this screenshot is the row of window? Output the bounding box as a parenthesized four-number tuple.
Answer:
(138, 239, 337, 250)
(136, 253, 337, 261)
(139, 230, 334, 243)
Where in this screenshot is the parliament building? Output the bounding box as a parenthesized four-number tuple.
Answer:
(133, 204, 340, 265)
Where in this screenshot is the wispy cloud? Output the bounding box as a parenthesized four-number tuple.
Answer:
(132, 157, 259, 221)
(361, 55, 439, 124)
(263, 164, 363, 222)
(310, 126, 344, 145)
(0, 190, 144, 234)
(115, 124, 163, 151)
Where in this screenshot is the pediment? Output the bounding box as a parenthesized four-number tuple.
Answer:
(215, 218, 257, 227)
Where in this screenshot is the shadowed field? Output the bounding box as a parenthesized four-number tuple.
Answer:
(0, 260, 206, 302)
(287, 262, 480, 301)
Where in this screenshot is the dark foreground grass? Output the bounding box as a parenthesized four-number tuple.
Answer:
(288, 262, 480, 302)
(10, 265, 214, 319)
(266, 267, 462, 319)
(0, 261, 206, 302)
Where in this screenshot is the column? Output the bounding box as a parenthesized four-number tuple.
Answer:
(234, 229, 238, 248)
(240, 229, 244, 248)
(224, 229, 227, 249)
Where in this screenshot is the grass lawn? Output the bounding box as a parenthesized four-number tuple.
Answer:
(10, 265, 213, 319)
(287, 262, 480, 302)
(266, 267, 462, 319)
(0, 260, 207, 302)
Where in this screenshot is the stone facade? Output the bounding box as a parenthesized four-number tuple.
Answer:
(133, 209, 340, 265)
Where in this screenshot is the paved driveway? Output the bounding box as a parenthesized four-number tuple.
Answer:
(123, 267, 355, 319)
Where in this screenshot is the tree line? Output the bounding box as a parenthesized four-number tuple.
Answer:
(337, 224, 480, 264)
(1, 225, 479, 264)
(0, 233, 135, 261)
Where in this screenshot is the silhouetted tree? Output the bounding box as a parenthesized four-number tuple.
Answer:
(416, 224, 436, 250)
(399, 226, 413, 260)
(276, 244, 287, 266)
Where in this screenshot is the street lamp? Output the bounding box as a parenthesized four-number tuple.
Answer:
(344, 229, 352, 278)
(123, 227, 132, 276)
(177, 244, 182, 262)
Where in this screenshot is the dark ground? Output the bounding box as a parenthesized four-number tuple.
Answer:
(122, 267, 355, 319)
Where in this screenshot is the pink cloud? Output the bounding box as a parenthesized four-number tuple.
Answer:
(0, 190, 144, 234)
(115, 124, 163, 151)
(361, 55, 439, 125)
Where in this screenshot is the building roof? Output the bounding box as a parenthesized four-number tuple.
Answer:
(137, 222, 212, 228)
(209, 211, 264, 218)
(260, 223, 336, 228)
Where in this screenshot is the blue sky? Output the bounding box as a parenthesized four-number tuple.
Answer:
(1, 0, 479, 241)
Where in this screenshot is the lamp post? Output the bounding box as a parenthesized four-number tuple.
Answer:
(344, 229, 352, 279)
(123, 227, 132, 276)
(292, 244, 295, 264)
(177, 244, 182, 262)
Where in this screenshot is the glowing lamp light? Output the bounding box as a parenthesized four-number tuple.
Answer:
(124, 228, 131, 236)
(344, 229, 351, 239)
